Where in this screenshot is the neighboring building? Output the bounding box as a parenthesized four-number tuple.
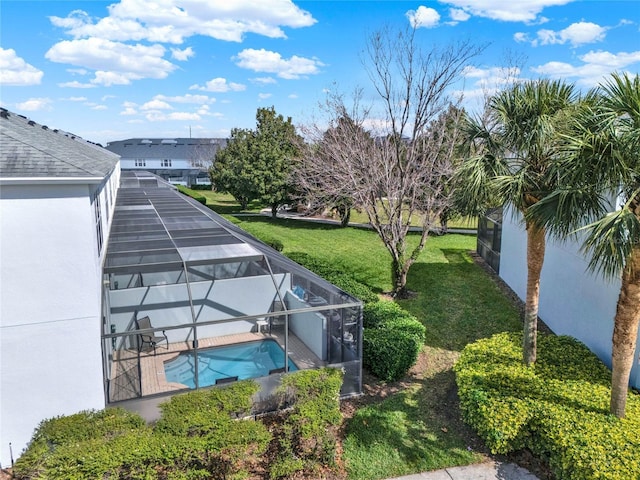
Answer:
(105, 138, 227, 187)
(477, 208, 639, 390)
(0, 108, 120, 465)
(0, 111, 362, 466)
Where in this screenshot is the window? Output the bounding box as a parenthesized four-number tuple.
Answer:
(93, 192, 103, 255)
(161, 159, 172, 167)
(135, 159, 146, 167)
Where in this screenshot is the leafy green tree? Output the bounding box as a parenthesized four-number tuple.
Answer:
(211, 127, 256, 210)
(458, 78, 578, 366)
(211, 107, 301, 216)
(531, 72, 640, 417)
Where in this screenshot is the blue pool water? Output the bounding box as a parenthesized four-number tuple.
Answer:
(164, 339, 298, 389)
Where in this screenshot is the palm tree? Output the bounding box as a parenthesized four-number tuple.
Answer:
(458, 79, 578, 366)
(531, 72, 640, 417)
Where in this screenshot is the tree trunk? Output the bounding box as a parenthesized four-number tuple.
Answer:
(339, 206, 351, 228)
(391, 257, 410, 298)
(610, 245, 640, 418)
(524, 221, 546, 366)
(271, 203, 278, 218)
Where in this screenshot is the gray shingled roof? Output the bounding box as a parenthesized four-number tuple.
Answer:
(105, 138, 226, 161)
(0, 108, 119, 179)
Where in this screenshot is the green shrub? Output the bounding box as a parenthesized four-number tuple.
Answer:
(188, 184, 212, 191)
(454, 332, 640, 480)
(177, 185, 207, 204)
(271, 368, 343, 478)
(286, 252, 379, 304)
(262, 237, 284, 251)
(363, 327, 422, 382)
(13, 408, 146, 478)
(15, 383, 271, 480)
(363, 301, 413, 328)
(361, 301, 426, 381)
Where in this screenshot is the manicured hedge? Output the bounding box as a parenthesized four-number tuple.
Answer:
(14, 381, 271, 480)
(177, 184, 207, 204)
(454, 332, 640, 480)
(285, 252, 379, 304)
(362, 301, 426, 381)
(271, 368, 343, 479)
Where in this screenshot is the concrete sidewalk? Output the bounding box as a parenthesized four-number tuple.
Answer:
(387, 461, 540, 480)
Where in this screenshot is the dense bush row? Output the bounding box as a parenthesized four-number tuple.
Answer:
(362, 301, 426, 381)
(454, 332, 640, 480)
(285, 252, 379, 304)
(176, 184, 207, 204)
(14, 370, 343, 480)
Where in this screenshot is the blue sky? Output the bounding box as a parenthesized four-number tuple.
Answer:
(1, 1, 639, 146)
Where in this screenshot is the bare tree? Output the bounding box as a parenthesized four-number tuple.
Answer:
(296, 27, 484, 297)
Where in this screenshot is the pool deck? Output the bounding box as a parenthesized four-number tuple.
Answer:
(109, 330, 324, 402)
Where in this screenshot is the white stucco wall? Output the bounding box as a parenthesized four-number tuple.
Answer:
(0, 183, 107, 465)
(120, 158, 193, 170)
(499, 209, 640, 389)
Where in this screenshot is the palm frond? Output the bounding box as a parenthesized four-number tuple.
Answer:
(527, 187, 608, 237)
(579, 205, 640, 279)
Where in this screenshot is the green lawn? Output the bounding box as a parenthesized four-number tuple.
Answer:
(199, 190, 478, 229)
(221, 208, 523, 479)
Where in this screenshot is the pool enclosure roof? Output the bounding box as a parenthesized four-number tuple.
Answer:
(105, 171, 353, 298)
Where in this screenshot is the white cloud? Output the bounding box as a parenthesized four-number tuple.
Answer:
(450, 8, 470, 22)
(145, 111, 202, 121)
(66, 96, 88, 102)
(154, 94, 215, 104)
(532, 49, 640, 86)
(258, 93, 273, 100)
(0, 48, 44, 86)
(288, 93, 298, 99)
(90, 104, 108, 110)
(141, 99, 173, 110)
(437, 0, 573, 23)
(49, 0, 316, 44)
(252, 76, 278, 85)
(234, 48, 324, 79)
(535, 21, 607, 46)
(189, 77, 246, 92)
(15, 98, 52, 111)
(58, 80, 97, 88)
(171, 46, 194, 61)
(46, 38, 175, 86)
(406, 6, 440, 28)
(513, 32, 529, 43)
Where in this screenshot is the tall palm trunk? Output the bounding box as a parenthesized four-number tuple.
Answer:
(610, 245, 640, 417)
(524, 221, 546, 366)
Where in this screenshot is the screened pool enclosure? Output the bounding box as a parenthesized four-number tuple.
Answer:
(102, 172, 362, 406)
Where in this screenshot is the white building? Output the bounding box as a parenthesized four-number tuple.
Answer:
(105, 138, 227, 187)
(0, 108, 120, 465)
(478, 208, 640, 390)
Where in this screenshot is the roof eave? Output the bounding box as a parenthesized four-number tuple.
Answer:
(0, 176, 106, 185)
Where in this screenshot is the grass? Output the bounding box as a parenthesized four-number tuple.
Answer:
(346, 207, 478, 230)
(214, 195, 524, 479)
(199, 190, 478, 229)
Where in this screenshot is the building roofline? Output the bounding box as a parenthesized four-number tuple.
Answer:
(0, 176, 107, 185)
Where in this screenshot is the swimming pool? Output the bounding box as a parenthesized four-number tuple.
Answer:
(164, 339, 298, 389)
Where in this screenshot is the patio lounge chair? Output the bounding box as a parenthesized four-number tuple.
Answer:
(136, 316, 168, 354)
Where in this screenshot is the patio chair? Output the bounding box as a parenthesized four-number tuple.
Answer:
(135, 316, 168, 354)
